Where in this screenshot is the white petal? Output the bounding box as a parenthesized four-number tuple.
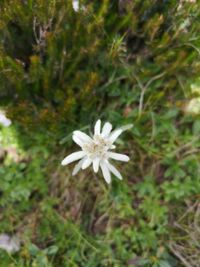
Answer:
(107, 162, 123, 180)
(109, 129, 123, 143)
(108, 152, 129, 162)
(93, 157, 100, 173)
(72, 158, 85, 175)
(61, 151, 85, 166)
(102, 122, 112, 137)
(0, 234, 20, 253)
(100, 162, 111, 184)
(82, 157, 92, 169)
(73, 130, 92, 143)
(0, 113, 12, 127)
(72, 134, 84, 147)
(120, 124, 133, 131)
(94, 119, 101, 135)
(72, 0, 79, 12)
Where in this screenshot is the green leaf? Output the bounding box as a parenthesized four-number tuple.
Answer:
(159, 260, 172, 267)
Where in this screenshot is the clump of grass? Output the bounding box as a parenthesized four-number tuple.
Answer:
(169, 201, 200, 267)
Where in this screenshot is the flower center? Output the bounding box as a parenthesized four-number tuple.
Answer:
(82, 134, 113, 160)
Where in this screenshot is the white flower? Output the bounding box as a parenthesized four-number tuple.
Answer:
(0, 111, 11, 127)
(72, 0, 79, 12)
(61, 120, 132, 183)
(72, 0, 86, 12)
(0, 234, 20, 253)
(185, 97, 200, 115)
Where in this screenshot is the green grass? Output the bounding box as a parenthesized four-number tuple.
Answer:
(0, 114, 199, 266)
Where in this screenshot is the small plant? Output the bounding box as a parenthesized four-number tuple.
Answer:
(61, 120, 132, 183)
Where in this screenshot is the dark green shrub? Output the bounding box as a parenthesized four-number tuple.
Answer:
(0, 0, 200, 145)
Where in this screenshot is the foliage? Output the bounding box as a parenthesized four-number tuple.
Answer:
(0, 0, 200, 266)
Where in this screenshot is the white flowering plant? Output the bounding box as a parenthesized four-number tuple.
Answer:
(61, 120, 132, 183)
(0, 111, 12, 127)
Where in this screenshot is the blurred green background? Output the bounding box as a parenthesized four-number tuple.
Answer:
(0, 0, 200, 266)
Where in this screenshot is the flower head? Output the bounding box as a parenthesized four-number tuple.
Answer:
(0, 111, 11, 127)
(72, 0, 79, 12)
(0, 234, 20, 253)
(185, 97, 200, 115)
(61, 120, 131, 183)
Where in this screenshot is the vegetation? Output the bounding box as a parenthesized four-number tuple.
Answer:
(0, 0, 200, 266)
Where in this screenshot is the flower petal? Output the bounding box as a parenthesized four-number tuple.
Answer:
(107, 162, 123, 180)
(120, 124, 133, 131)
(108, 152, 129, 162)
(100, 162, 111, 184)
(72, 158, 85, 175)
(72, 134, 84, 147)
(73, 130, 92, 143)
(94, 119, 101, 135)
(102, 122, 112, 137)
(72, 0, 79, 12)
(0, 113, 12, 127)
(82, 157, 92, 169)
(61, 151, 85, 166)
(0, 234, 20, 253)
(93, 157, 100, 173)
(109, 129, 123, 143)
